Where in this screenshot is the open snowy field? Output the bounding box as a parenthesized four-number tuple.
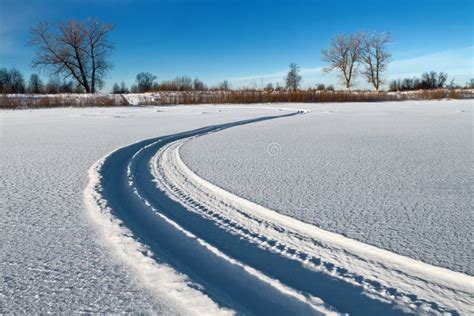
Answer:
(1, 101, 472, 315)
(181, 100, 473, 275)
(0, 106, 281, 313)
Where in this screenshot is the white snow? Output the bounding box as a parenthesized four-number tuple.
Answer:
(0, 105, 279, 313)
(84, 109, 331, 315)
(180, 100, 473, 275)
(2, 101, 472, 314)
(152, 136, 473, 314)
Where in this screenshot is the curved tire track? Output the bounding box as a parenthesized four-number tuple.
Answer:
(85, 109, 473, 315)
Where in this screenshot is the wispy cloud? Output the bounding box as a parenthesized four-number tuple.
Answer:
(228, 46, 473, 89)
(228, 66, 332, 88)
(388, 46, 474, 80)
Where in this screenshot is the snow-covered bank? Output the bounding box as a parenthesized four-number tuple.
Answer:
(181, 100, 473, 275)
(2, 89, 473, 108)
(0, 105, 279, 313)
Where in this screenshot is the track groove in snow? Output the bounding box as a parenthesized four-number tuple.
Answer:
(85, 109, 473, 315)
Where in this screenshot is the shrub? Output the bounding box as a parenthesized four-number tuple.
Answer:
(264, 83, 274, 92)
(136, 72, 157, 92)
(389, 71, 450, 91)
(0, 68, 26, 93)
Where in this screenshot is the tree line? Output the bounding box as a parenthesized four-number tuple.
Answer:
(2, 65, 472, 95)
(1, 17, 472, 94)
(111, 73, 231, 94)
(387, 71, 471, 91)
(0, 68, 85, 94)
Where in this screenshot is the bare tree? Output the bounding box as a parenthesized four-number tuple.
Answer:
(421, 71, 448, 89)
(112, 83, 121, 94)
(111, 82, 130, 94)
(285, 63, 301, 91)
(120, 82, 129, 94)
(30, 18, 113, 93)
(466, 79, 474, 89)
(360, 32, 392, 91)
(135, 72, 156, 92)
(218, 80, 231, 91)
(389, 71, 450, 91)
(264, 82, 274, 92)
(0, 68, 25, 93)
(315, 83, 325, 91)
(321, 34, 361, 91)
(45, 77, 60, 94)
(174, 76, 193, 91)
(28, 74, 44, 94)
(193, 78, 207, 91)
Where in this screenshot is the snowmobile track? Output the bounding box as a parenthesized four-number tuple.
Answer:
(85, 109, 473, 315)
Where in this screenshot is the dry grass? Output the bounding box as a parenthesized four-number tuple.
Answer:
(0, 94, 128, 109)
(1, 89, 472, 109)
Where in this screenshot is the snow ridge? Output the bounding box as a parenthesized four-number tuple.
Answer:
(84, 146, 232, 315)
(154, 139, 474, 315)
(84, 111, 328, 315)
(85, 108, 473, 315)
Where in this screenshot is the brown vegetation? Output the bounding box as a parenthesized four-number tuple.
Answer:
(1, 89, 471, 109)
(0, 94, 127, 109)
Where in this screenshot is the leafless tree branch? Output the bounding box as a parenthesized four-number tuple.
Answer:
(321, 34, 361, 91)
(360, 31, 392, 91)
(30, 18, 113, 93)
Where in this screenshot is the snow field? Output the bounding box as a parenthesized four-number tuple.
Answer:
(181, 100, 473, 275)
(0, 105, 279, 313)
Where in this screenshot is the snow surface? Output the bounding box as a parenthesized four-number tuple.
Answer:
(0, 105, 279, 313)
(180, 100, 473, 275)
(151, 134, 473, 314)
(2, 101, 472, 314)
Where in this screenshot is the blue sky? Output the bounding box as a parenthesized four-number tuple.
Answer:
(1, 0, 473, 91)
